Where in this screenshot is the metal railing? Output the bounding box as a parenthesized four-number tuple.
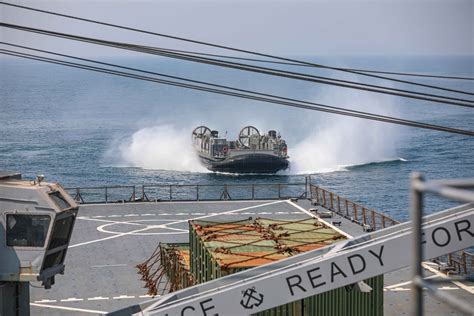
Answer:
(65, 181, 308, 204)
(410, 174, 474, 316)
(309, 183, 399, 230)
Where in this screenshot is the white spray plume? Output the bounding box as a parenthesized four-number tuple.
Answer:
(288, 85, 402, 174)
(117, 125, 208, 172)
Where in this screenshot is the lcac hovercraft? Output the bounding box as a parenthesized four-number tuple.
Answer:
(192, 125, 289, 173)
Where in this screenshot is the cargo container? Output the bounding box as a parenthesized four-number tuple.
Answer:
(159, 217, 383, 315)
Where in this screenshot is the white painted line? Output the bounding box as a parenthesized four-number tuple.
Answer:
(34, 299, 57, 303)
(93, 215, 106, 218)
(113, 295, 136, 299)
(286, 200, 352, 238)
(91, 264, 127, 268)
(438, 286, 459, 290)
(192, 213, 205, 215)
(241, 212, 254, 215)
(60, 298, 84, 302)
(139, 294, 154, 298)
(76, 217, 145, 227)
(124, 214, 139, 217)
(276, 212, 289, 214)
(175, 213, 189, 215)
(385, 274, 438, 289)
(141, 213, 155, 216)
(30, 303, 107, 314)
(291, 212, 301, 214)
(87, 296, 109, 301)
(69, 225, 152, 248)
(423, 263, 474, 294)
(258, 212, 272, 215)
(160, 213, 171, 216)
(108, 215, 122, 218)
(390, 287, 411, 292)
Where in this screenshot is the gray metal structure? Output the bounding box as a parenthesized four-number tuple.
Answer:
(410, 174, 474, 316)
(0, 172, 78, 315)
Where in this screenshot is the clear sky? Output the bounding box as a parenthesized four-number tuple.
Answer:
(1, 0, 473, 57)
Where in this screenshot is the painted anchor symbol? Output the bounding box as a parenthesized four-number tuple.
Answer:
(240, 287, 264, 309)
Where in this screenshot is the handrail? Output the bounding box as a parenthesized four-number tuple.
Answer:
(64, 181, 307, 204)
(309, 183, 399, 230)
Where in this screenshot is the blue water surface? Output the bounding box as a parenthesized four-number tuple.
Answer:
(1, 55, 473, 221)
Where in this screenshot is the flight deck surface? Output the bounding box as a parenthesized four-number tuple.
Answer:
(30, 200, 473, 315)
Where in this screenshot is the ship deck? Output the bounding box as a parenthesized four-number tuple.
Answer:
(30, 199, 473, 315)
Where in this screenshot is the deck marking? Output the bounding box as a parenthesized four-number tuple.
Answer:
(60, 298, 84, 302)
(141, 213, 155, 216)
(124, 214, 139, 217)
(34, 299, 57, 303)
(91, 264, 127, 268)
(389, 287, 411, 291)
(97, 219, 188, 236)
(108, 215, 122, 218)
(422, 263, 474, 294)
(286, 200, 352, 238)
(72, 200, 285, 247)
(113, 295, 136, 299)
(69, 225, 152, 248)
(88, 297, 109, 301)
(385, 274, 438, 289)
(77, 217, 144, 226)
(30, 303, 107, 314)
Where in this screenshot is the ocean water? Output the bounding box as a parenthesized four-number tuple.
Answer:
(1, 55, 473, 221)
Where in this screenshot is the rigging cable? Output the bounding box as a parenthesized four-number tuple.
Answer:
(1, 23, 474, 109)
(113, 46, 474, 81)
(1, 1, 473, 91)
(1, 48, 472, 137)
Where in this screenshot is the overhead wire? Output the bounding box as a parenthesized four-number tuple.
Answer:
(1, 47, 473, 137)
(1, 22, 474, 109)
(116, 46, 474, 81)
(1, 1, 473, 93)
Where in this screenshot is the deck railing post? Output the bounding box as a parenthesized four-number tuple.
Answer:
(141, 185, 145, 201)
(252, 184, 255, 200)
(329, 192, 334, 210)
(105, 187, 108, 204)
(305, 177, 308, 198)
(278, 184, 281, 199)
(337, 196, 341, 213)
(196, 185, 200, 201)
(132, 186, 136, 202)
(371, 211, 376, 229)
(381, 215, 386, 228)
(169, 185, 172, 201)
(345, 199, 349, 216)
(410, 172, 424, 316)
(362, 207, 367, 225)
(322, 190, 326, 208)
(353, 204, 358, 222)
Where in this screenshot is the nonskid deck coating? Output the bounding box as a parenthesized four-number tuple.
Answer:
(29, 199, 473, 315)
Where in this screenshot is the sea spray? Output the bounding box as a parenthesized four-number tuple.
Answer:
(115, 125, 208, 172)
(288, 85, 402, 174)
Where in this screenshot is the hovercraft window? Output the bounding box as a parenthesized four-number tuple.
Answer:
(6, 214, 51, 247)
